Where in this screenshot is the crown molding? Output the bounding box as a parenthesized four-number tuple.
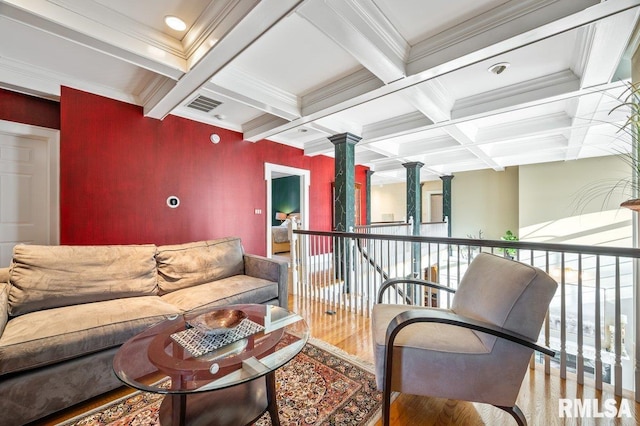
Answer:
(182, 0, 258, 62)
(48, 0, 185, 57)
(303, 137, 334, 156)
(453, 70, 580, 119)
(576, 7, 640, 88)
(302, 68, 382, 116)
(410, 0, 555, 60)
(211, 65, 300, 121)
(404, 79, 454, 123)
(477, 112, 572, 144)
(170, 107, 242, 133)
(363, 111, 433, 142)
(1, 1, 185, 78)
(347, 0, 409, 62)
(0, 56, 139, 104)
(571, 22, 596, 83)
(243, 113, 290, 142)
(407, 0, 600, 77)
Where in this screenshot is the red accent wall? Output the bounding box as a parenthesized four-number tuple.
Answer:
(0, 88, 60, 129)
(60, 87, 367, 255)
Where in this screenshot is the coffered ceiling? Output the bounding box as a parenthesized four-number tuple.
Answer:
(1, 0, 640, 184)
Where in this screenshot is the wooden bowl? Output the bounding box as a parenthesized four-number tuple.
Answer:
(189, 309, 247, 335)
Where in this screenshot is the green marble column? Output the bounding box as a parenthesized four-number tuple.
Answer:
(404, 162, 423, 235)
(440, 175, 454, 237)
(365, 170, 374, 225)
(329, 133, 361, 232)
(330, 132, 361, 292)
(404, 162, 423, 279)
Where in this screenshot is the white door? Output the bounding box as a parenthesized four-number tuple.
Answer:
(0, 121, 59, 267)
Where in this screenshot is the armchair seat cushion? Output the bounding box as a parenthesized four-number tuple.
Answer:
(0, 296, 181, 376)
(372, 304, 489, 354)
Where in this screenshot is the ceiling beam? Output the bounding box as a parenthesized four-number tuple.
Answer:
(143, 0, 302, 120)
(296, 0, 408, 84)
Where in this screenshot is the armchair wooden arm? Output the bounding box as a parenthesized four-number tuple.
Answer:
(376, 277, 456, 304)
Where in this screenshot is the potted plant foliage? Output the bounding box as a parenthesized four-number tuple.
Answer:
(610, 81, 640, 211)
(499, 230, 518, 259)
(574, 81, 640, 212)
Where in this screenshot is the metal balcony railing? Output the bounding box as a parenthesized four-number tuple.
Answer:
(289, 226, 640, 400)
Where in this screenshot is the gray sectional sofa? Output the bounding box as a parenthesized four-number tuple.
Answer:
(0, 237, 288, 425)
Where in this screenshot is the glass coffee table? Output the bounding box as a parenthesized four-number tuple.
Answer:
(113, 304, 309, 426)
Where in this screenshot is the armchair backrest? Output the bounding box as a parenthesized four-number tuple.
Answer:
(451, 253, 558, 350)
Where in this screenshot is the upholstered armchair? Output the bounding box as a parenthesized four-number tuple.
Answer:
(372, 253, 557, 426)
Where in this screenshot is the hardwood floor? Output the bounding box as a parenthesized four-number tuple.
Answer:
(290, 294, 640, 426)
(35, 291, 639, 425)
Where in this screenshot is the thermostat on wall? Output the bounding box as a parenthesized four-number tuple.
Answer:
(166, 196, 180, 208)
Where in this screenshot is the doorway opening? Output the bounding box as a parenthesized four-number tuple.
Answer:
(264, 163, 310, 258)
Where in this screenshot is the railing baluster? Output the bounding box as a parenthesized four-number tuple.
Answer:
(595, 255, 602, 390)
(545, 251, 551, 375)
(560, 253, 567, 380)
(577, 254, 584, 385)
(615, 256, 623, 396)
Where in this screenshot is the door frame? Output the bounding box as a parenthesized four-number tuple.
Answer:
(0, 119, 60, 247)
(264, 163, 310, 257)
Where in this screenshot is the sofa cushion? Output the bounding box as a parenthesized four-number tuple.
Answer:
(160, 275, 278, 313)
(8, 244, 158, 316)
(156, 237, 245, 295)
(0, 296, 181, 376)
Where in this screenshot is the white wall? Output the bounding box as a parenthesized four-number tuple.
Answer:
(371, 180, 442, 223)
(519, 156, 632, 247)
(451, 167, 519, 240)
(371, 182, 405, 222)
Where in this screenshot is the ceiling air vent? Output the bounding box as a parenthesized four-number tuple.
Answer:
(186, 95, 222, 113)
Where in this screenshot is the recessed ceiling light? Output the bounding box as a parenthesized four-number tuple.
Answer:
(488, 62, 510, 75)
(164, 15, 187, 31)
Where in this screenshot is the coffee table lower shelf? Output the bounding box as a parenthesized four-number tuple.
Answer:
(158, 372, 279, 426)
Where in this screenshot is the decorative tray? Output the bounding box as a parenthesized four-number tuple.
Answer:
(170, 317, 264, 358)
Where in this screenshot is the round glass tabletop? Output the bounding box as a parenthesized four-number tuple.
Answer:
(113, 304, 309, 394)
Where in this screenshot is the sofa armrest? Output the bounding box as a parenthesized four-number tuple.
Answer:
(0, 282, 9, 337)
(244, 254, 288, 307)
(0, 267, 9, 284)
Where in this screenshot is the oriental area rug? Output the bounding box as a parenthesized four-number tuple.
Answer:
(58, 339, 383, 426)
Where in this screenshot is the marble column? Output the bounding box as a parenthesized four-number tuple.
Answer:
(329, 133, 361, 232)
(330, 132, 361, 292)
(440, 175, 454, 237)
(404, 162, 423, 235)
(365, 170, 374, 225)
(404, 162, 423, 279)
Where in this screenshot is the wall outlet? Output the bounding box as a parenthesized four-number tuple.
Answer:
(254, 209, 262, 214)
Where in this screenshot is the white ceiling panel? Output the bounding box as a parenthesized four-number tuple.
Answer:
(373, 0, 511, 45)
